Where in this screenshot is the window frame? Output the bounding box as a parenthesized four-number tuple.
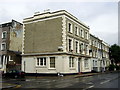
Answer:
(75, 41, 79, 53)
(75, 25, 79, 36)
(68, 22, 73, 33)
(36, 57, 46, 66)
(84, 59, 89, 68)
(50, 57, 55, 68)
(69, 57, 74, 68)
(2, 31, 7, 39)
(1, 43, 6, 51)
(68, 38, 73, 52)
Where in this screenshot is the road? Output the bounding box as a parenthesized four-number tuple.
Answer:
(2, 71, 120, 89)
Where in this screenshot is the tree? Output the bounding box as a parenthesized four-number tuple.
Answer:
(109, 44, 120, 65)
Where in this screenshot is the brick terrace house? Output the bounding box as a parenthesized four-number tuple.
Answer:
(0, 20, 23, 73)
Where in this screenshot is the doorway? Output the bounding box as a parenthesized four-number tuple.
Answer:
(78, 58, 81, 73)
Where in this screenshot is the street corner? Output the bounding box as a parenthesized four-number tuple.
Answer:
(1, 83, 21, 89)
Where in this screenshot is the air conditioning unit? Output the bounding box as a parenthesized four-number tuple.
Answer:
(58, 46, 63, 51)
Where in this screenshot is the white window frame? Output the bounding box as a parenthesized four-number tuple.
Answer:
(1, 43, 6, 51)
(84, 59, 89, 68)
(80, 42, 84, 54)
(69, 57, 74, 68)
(36, 57, 46, 66)
(2, 31, 7, 39)
(75, 25, 79, 36)
(68, 22, 73, 33)
(75, 40, 79, 53)
(85, 44, 89, 55)
(80, 29, 83, 37)
(81, 29, 84, 38)
(85, 31, 88, 39)
(50, 57, 55, 68)
(68, 37, 73, 52)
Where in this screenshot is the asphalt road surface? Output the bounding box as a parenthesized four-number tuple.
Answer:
(2, 71, 120, 89)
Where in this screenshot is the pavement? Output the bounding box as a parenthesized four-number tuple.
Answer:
(0, 83, 21, 89)
(1, 70, 119, 89)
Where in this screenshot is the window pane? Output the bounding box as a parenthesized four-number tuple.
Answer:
(72, 58, 74, 67)
(69, 57, 71, 67)
(40, 58, 43, 65)
(69, 57, 74, 68)
(1, 43, 6, 50)
(2, 32, 7, 39)
(50, 57, 55, 68)
(37, 58, 39, 66)
(44, 58, 46, 65)
(68, 23, 71, 32)
(69, 39, 72, 52)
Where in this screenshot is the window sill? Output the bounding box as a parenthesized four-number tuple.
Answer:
(69, 67, 75, 70)
(75, 34, 79, 36)
(36, 66, 47, 68)
(1, 50, 6, 51)
(68, 31, 73, 34)
(48, 68, 56, 70)
(85, 67, 89, 69)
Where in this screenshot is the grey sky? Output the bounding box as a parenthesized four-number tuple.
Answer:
(0, 0, 118, 45)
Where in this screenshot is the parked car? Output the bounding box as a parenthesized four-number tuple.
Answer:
(3, 70, 25, 78)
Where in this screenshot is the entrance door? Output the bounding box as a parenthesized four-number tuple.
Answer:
(78, 58, 81, 73)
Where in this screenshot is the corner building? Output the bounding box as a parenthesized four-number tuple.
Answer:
(22, 10, 91, 75)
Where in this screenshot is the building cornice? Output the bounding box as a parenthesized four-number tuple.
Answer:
(23, 10, 89, 29)
(22, 52, 91, 58)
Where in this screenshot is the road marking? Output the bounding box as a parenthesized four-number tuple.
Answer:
(87, 82, 93, 84)
(100, 80, 110, 84)
(14, 85, 21, 88)
(82, 85, 94, 90)
(88, 85, 94, 88)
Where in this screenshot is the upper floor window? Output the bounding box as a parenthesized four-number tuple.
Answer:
(75, 41, 78, 53)
(85, 45, 88, 55)
(75, 26, 78, 36)
(68, 22, 72, 33)
(85, 32, 88, 39)
(95, 61, 97, 66)
(79, 43, 84, 53)
(36, 57, 46, 66)
(1, 43, 6, 51)
(81, 29, 84, 38)
(92, 40, 94, 45)
(2, 31, 7, 39)
(68, 38, 73, 52)
(80, 29, 83, 37)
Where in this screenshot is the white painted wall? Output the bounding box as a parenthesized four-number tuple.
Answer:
(22, 55, 92, 74)
(22, 55, 80, 74)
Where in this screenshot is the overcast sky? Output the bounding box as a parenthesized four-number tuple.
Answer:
(0, 0, 118, 45)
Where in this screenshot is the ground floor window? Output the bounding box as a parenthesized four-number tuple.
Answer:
(69, 57, 74, 68)
(84, 59, 89, 68)
(50, 57, 55, 68)
(37, 57, 46, 66)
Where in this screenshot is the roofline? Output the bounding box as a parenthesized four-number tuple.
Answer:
(0, 19, 23, 25)
(90, 34, 110, 47)
(90, 34, 102, 41)
(23, 10, 89, 29)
